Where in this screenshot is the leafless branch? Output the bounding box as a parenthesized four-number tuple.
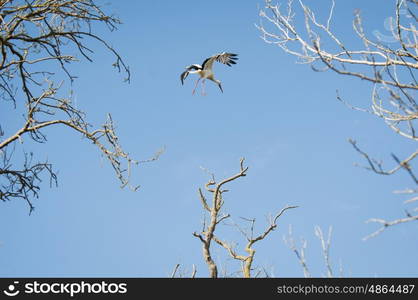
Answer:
(193, 158, 249, 278)
(363, 213, 418, 240)
(284, 225, 339, 277)
(284, 225, 311, 278)
(214, 206, 298, 278)
(191, 264, 197, 278)
(258, 0, 418, 237)
(0, 0, 156, 212)
(314, 225, 333, 278)
(171, 264, 180, 278)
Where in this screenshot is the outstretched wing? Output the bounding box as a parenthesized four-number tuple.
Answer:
(180, 64, 201, 85)
(201, 52, 238, 71)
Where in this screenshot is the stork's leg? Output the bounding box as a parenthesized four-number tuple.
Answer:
(201, 79, 207, 96)
(192, 78, 201, 95)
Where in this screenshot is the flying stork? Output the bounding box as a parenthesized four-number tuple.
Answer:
(180, 52, 238, 95)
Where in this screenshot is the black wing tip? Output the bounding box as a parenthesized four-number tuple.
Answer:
(180, 71, 188, 85)
(228, 54, 238, 63)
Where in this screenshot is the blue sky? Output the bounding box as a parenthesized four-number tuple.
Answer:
(1, 0, 417, 277)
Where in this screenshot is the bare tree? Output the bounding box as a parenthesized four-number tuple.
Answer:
(257, 0, 418, 239)
(0, 0, 159, 214)
(192, 158, 297, 278)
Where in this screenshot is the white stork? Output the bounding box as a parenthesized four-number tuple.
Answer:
(180, 52, 238, 95)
